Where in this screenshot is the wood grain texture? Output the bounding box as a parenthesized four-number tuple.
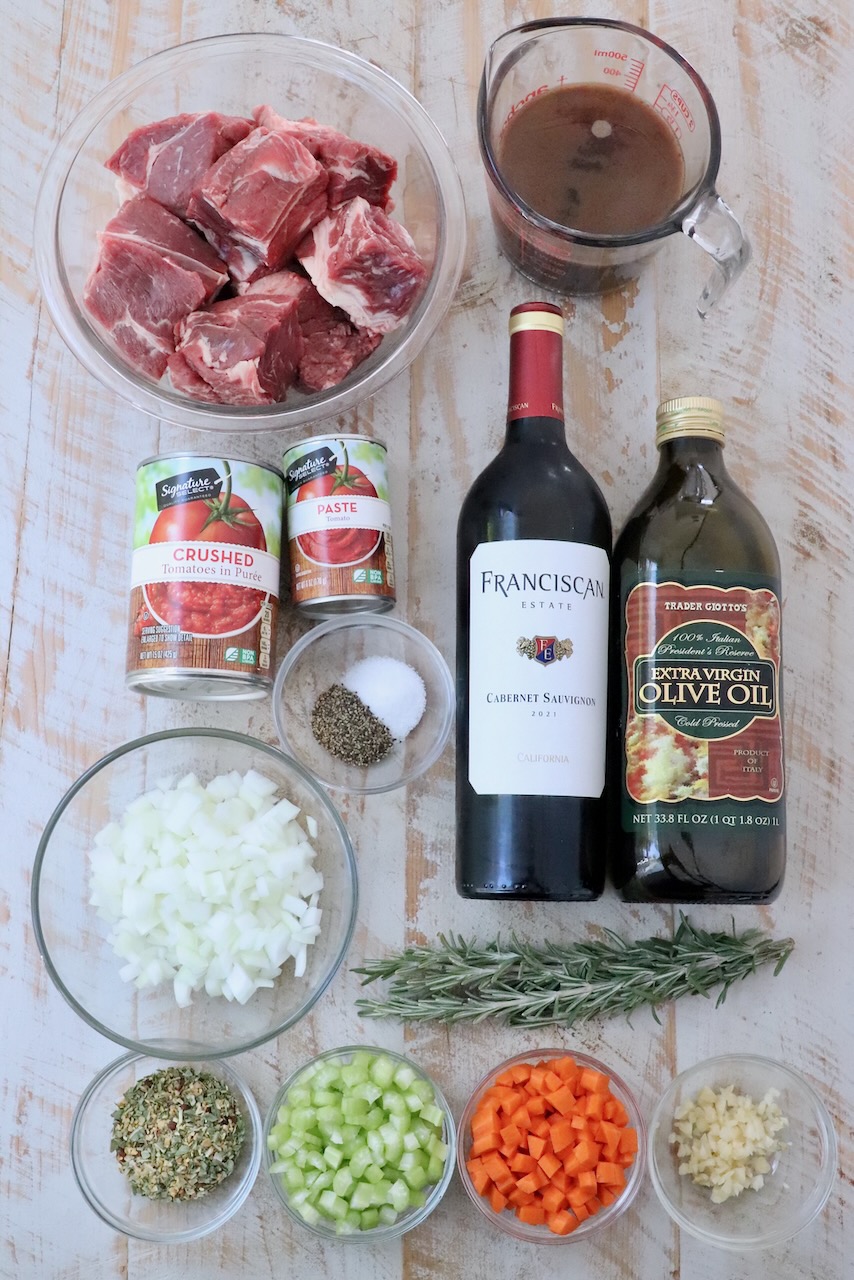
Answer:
(2, 0, 851, 1276)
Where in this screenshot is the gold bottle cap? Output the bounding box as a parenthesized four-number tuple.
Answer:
(656, 396, 725, 446)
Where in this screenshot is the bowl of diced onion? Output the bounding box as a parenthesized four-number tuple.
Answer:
(648, 1054, 838, 1251)
(32, 728, 357, 1058)
(264, 1045, 456, 1240)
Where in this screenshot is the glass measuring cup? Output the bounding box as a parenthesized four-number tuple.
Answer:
(478, 19, 750, 315)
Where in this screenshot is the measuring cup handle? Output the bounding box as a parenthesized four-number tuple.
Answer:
(682, 192, 751, 318)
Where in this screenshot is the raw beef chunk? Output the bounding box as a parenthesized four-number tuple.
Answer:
(253, 106, 397, 210)
(84, 238, 208, 379)
(106, 113, 252, 218)
(297, 197, 427, 334)
(98, 195, 228, 299)
(187, 128, 329, 281)
(170, 290, 304, 405)
(244, 271, 383, 391)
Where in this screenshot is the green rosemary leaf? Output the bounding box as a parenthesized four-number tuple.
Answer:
(353, 917, 794, 1029)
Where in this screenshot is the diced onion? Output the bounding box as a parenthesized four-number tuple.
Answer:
(88, 770, 324, 1007)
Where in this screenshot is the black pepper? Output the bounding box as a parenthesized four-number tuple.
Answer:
(311, 684, 394, 766)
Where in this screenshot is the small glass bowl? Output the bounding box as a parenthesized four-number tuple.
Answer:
(71, 1051, 262, 1240)
(273, 616, 454, 794)
(263, 1045, 456, 1240)
(648, 1054, 837, 1251)
(34, 33, 466, 431)
(32, 729, 357, 1058)
(457, 1049, 646, 1244)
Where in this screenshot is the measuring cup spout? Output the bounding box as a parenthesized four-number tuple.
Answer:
(683, 192, 751, 317)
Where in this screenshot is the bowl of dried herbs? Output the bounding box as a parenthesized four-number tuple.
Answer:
(70, 1052, 262, 1240)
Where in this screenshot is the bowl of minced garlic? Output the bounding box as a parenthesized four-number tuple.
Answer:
(647, 1054, 837, 1251)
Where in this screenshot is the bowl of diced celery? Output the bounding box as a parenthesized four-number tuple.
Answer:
(264, 1045, 456, 1239)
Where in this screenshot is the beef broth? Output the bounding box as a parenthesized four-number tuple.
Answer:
(498, 83, 685, 236)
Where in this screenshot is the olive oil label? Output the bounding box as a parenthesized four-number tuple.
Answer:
(468, 539, 609, 796)
(622, 580, 784, 807)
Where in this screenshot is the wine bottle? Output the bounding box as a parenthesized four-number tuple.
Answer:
(611, 396, 785, 902)
(455, 302, 611, 900)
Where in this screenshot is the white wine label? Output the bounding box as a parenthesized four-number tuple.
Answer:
(468, 539, 609, 796)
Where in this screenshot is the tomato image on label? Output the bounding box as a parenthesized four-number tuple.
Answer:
(296, 441, 380, 566)
(144, 461, 268, 637)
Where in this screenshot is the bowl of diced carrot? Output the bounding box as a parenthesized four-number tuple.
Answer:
(457, 1050, 645, 1242)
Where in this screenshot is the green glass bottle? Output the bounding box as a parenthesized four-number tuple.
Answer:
(611, 396, 785, 902)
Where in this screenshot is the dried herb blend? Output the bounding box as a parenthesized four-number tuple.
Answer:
(110, 1066, 245, 1200)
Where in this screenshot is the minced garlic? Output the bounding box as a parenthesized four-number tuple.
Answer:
(669, 1083, 789, 1203)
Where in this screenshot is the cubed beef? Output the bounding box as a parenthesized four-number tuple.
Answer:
(105, 113, 253, 218)
(187, 128, 329, 281)
(296, 196, 427, 334)
(170, 290, 304, 405)
(83, 237, 208, 380)
(244, 270, 383, 391)
(253, 106, 397, 210)
(98, 195, 228, 299)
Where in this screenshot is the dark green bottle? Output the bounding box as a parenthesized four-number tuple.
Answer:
(611, 396, 785, 903)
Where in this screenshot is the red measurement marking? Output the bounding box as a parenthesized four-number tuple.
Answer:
(624, 58, 645, 92)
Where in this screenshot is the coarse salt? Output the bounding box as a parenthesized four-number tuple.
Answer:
(342, 656, 427, 740)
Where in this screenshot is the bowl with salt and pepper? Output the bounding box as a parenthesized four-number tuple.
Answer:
(272, 615, 454, 794)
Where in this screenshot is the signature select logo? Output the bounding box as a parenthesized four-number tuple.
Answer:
(517, 635, 573, 666)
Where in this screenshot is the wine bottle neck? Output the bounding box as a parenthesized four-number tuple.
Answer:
(507, 316, 564, 426)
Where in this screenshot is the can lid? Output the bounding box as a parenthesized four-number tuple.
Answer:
(656, 396, 725, 446)
(509, 302, 564, 336)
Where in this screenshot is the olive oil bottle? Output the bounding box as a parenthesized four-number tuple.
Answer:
(611, 397, 785, 902)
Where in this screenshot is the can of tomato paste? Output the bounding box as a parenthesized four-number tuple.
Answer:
(126, 454, 284, 699)
(282, 435, 395, 616)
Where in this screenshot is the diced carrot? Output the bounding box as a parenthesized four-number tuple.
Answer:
(467, 1056, 638, 1229)
(537, 1150, 562, 1179)
(516, 1168, 549, 1194)
(583, 1093, 605, 1120)
(489, 1186, 508, 1213)
(467, 1160, 492, 1197)
(546, 1084, 577, 1116)
(579, 1068, 611, 1096)
(483, 1152, 514, 1194)
(550, 1117, 576, 1155)
(540, 1183, 566, 1215)
(551, 1056, 578, 1082)
(596, 1161, 626, 1188)
(526, 1133, 546, 1160)
(619, 1127, 638, 1154)
(507, 1187, 535, 1207)
(604, 1098, 629, 1126)
(547, 1209, 578, 1236)
(517, 1203, 547, 1226)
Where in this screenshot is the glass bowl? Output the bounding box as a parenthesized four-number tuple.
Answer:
(648, 1054, 837, 1251)
(273, 616, 454, 794)
(71, 1051, 262, 1240)
(457, 1049, 646, 1243)
(34, 33, 466, 431)
(32, 729, 357, 1058)
(263, 1045, 456, 1240)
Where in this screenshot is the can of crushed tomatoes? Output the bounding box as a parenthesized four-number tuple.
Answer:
(282, 434, 396, 617)
(126, 454, 284, 699)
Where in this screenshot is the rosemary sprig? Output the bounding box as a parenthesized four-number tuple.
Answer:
(353, 917, 794, 1029)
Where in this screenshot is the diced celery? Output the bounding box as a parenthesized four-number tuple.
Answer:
(387, 1178, 410, 1212)
(393, 1064, 416, 1090)
(349, 1181, 375, 1211)
(362, 1107, 385, 1131)
(359, 1208, 380, 1229)
(323, 1145, 343, 1171)
(398, 1149, 428, 1172)
(298, 1203, 320, 1226)
(318, 1190, 348, 1221)
(342, 1096, 370, 1122)
(426, 1154, 445, 1183)
(378, 1205, 398, 1225)
(403, 1165, 430, 1192)
(382, 1090, 407, 1117)
(352, 1082, 382, 1104)
(312, 1088, 340, 1107)
(420, 1103, 444, 1129)
(428, 1136, 449, 1161)
(363, 1163, 384, 1185)
(348, 1146, 373, 1179)
(282, 1165, 305, 1190)
(332, 1168, 355, 1199)
(369, 1056, 395, 1088)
